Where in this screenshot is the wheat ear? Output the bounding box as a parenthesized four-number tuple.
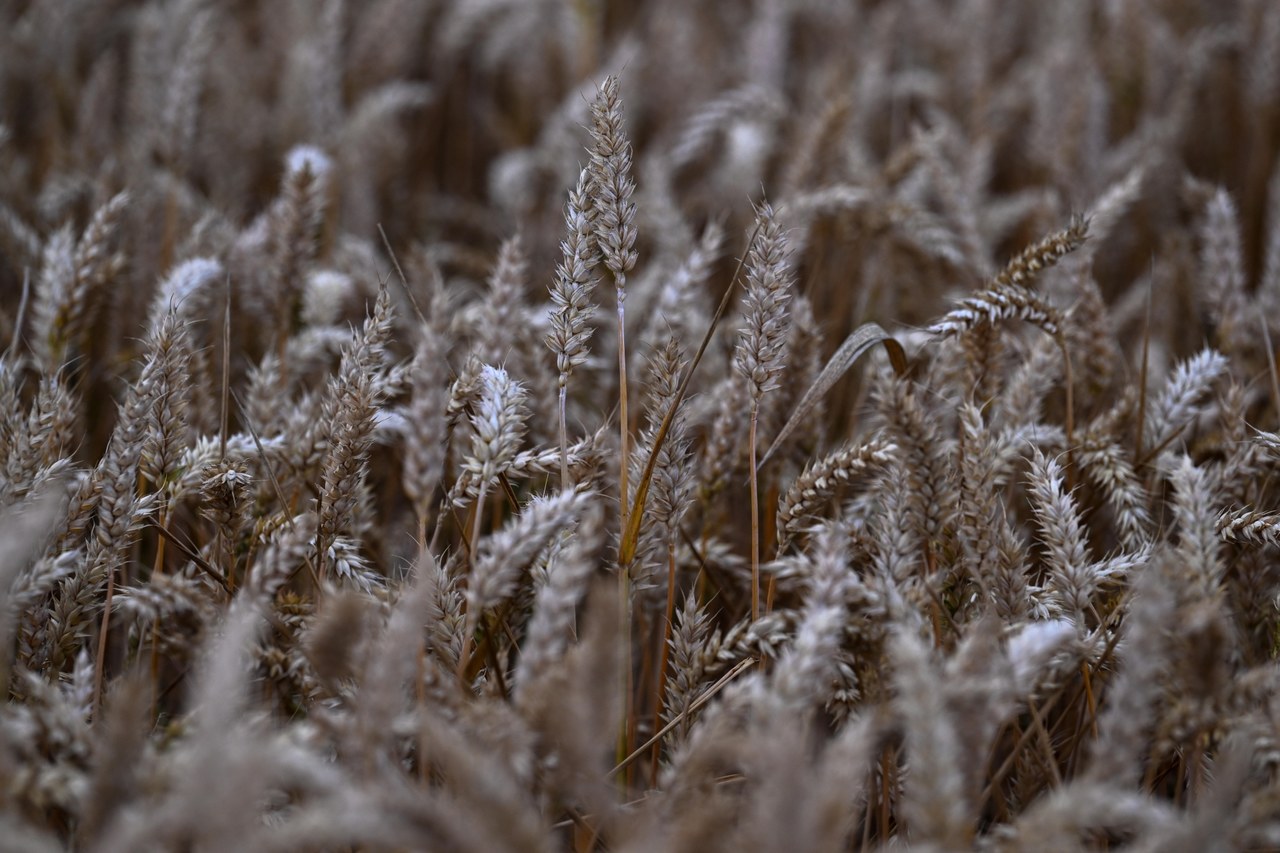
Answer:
(462, 364, 529, 566)
(776, 436, 896, 549)
(546, 167, 599, 488)
(588, 74, 638, 534)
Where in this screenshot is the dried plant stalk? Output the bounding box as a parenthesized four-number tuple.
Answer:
(546, 167, 600, 488)
(589, 74, 638, 534)
(736, 202, 793, 620)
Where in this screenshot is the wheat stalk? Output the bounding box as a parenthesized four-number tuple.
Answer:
(546, 167, 600, 488)
(735, 202, 793, 620)
(588, 74, 638, 531)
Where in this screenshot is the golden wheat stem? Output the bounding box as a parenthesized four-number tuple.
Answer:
(456, 482, 490, 685)
(92, 562, 117, 721)
(616, 555, 631, 781)
(749, 405, 761, 622)
(616, 284, 630, 531)
(1060, 335, 1077, 492)
(615, 277, 634, 783)
(652, 541, 678, 778)
(147, 502, 170, 720)
(1135, 274, 1153, 463)
(469, 482, 487, 566)
(558, 386, 570, 489)
(1082, 660, 1100, 739)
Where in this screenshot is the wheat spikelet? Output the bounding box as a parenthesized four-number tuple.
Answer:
(1215, 383, 1265, 506)
(661, 591, 716, 747)
(0, 360, 23, 465)
(1085, 561, 1177, 788)
(477, 235, 529, 367)
(876, 376, 956, 568)
(1143, 347, 1228, 454)
(43, 311, 186, 668)
(994, 336, 1061, 428)
(1077, 437, 1151, 550)
(670, 84, 780, 170)
(45, 432, 152, 666)
(735, 202, 793, 404)
(1198, 188, 1249, 355)
(864, 464, 919, 613)
(891, 628, 969, 847)
(1082, 165, 1146, 251)
(929, 280, 1064, 340)
(402, 325, 450, 530)
(588, 73, 638, 543)
(247, 512, 317, 602)
(264, 146, 331, 356)
(31, 192, 129, 367)
(447, 428, 605, 508)
(644, 354, 695, 536)
(315, 287, 395, 573)
(465, 488, 590, 626)
(137, 308, 193, 490)
(771, 522, 852, 709)
(735, 202, 794, 619)
(113, 572, 214, 638)
(1027, 447, 1095, 625)
(197, 456, 252, 576)
(156, 5, 215, 173)
(546, 167, 600, 487)
(459, 364, 529, 504)
(586, 78, 637, 250)
(1064, 273, 1121, 401)
(957, 403, 1030, 620)
(1217, 506, 1280, 547)
(700, 376, 751, 496)
(641, 221, 722, 356)
(930, 218, 1089, 345)
(444, 350, 483, 429)
(514, 508, 604, 701)
(1, 371, 78, 507)
(993, 215, 1090, 289)
(627, 338, 695, 601)
(1165, 455, 1226, 597)
(776, 436, 896, 548)
(546, 167, 600, 388)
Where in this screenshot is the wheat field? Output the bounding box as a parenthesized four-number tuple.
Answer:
(2, 1, 1280, 850)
